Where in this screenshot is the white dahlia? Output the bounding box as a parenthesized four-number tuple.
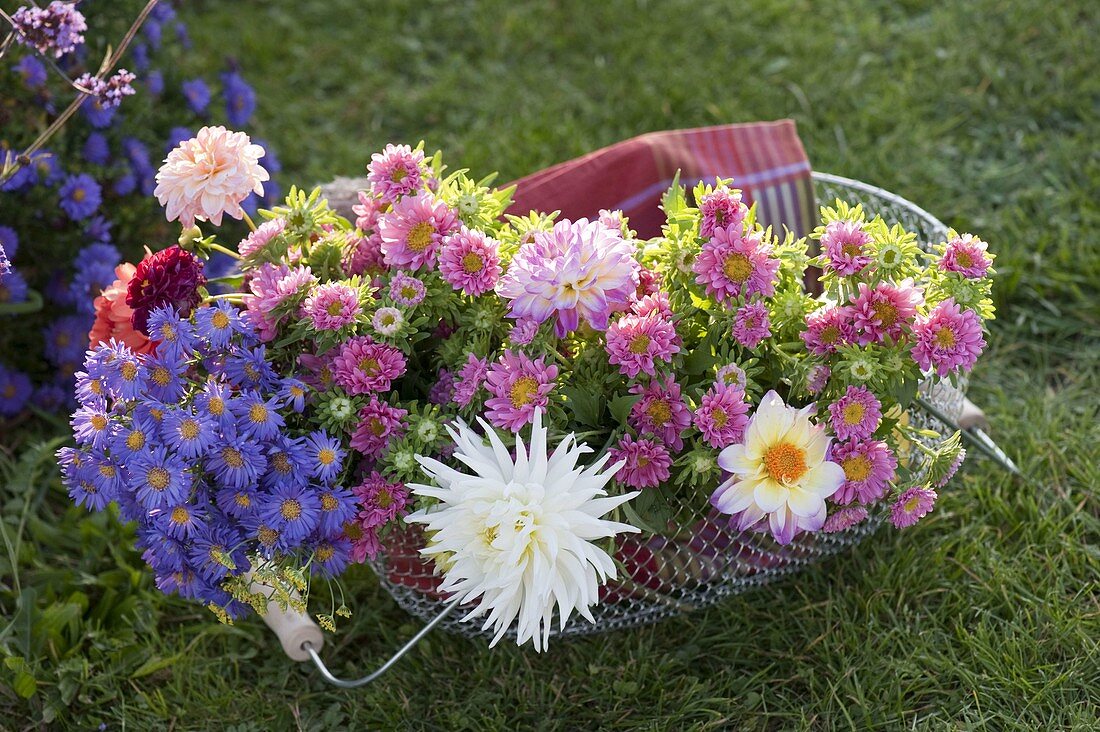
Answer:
(406, 410, 639, 650)
(710, 390, 846, 545)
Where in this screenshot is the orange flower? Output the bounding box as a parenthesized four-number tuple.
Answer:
(88, 263, 156, 355)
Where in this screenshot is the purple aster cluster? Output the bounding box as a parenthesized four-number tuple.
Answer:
(11, 2, 87, 58)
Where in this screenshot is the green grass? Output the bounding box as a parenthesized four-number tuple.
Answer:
(3, 0, 1099, 728)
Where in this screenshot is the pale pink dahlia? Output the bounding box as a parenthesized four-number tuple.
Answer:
(828, 385, 882, 441)
(352, 471, 409, 527)
(350, 396, 408, 457)
(850, 279, 923, 345)
(831, 439, 897, 505)
(483, 350, 558, 432)
(605, 312, 680, 378)
(628, 376, 691, 452)
(238, 217, 286, 258)
(352, 190, 386, 232)
(693, 383, 750, 449)
(453, 353, 489, 407)
(389, 271, 426, 306)
(331, 336, 407, 395)
(911, 298, 985, 377)
(378, 191, 459, 271)
(367, 144, 425, 203)
(497, 218, 639, 337)
(437, 227, 501, 296)
(801, 306, 855, 355)
(608, 434, 672, 489)
(732, 300, 771, 349)
(890, 486, 937, 528)
(821, 220, 873, 276)
(692, 224, 779, 303)
(154, 126, 269, 228)
(822, 505, 868, 533)
(698, 187, 747, 239)
(301, 282, 360, 331)
(939, 234, 991, 279)
(243, 264, 317, 341)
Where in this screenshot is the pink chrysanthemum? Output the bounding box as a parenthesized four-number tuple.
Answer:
(831, 439, 897, 505)
(807, 364, 831, 394)
(692, 224, 779, 303)
(911, 298, 986, 377)
(605, 312, 681, 378)
(378, 191, 459, 271)
(301, 282, 360, 331)
(828, 385, 882, 441)
(693, 383, 750, 449)
(352, 471, 409, 528)
(347, 522, 382, 563)
(850, 279, 923, 345)
(437, 227, 501, 296)
(732, 300, 771, 348)
(238, 217, 286, 258)
(699, 187, 747, 239)
(801, 306, 855, 355)
(483, 350, 558, 432)
(154, 126, 269, 228)
(346, 232, 385, 276)
(349, 396, 408, 457)
(890, 486, 937, 528)
(352, 190, 386, 232)
(822, 505, 868, 533)
(367, 144, 424, 203)
(939, 234, 991, 279)
(716, 363, 748, 390)
(631, 288, 670, 318)
(331, 336, 407, 395)
(243, 264, 317, 341)
(934, 449, 967, 488)
(628, 376, 691, 452)
(453, 353, 489, 408)
(371, 306, 403, 336)
(821, 220, 873, 276)
(509, 319, 539, 346)
(608, 434, 672, 489)
(597, 208, 627, 234)
(389, 271, 426, 306)
(497, 218, 638, 337)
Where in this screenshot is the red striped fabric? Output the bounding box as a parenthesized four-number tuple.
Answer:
(505, 120, 815, 240)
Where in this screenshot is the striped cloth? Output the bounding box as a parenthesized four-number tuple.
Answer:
(505, 120, 816, 239)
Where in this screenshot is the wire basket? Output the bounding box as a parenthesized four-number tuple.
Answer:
(367, 172, 961, 641)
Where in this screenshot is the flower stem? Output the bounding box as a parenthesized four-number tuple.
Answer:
(208, 242, 241, 260)
(242, 211, 257, 232)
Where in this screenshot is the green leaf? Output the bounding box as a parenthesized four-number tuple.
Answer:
(561, 386, 604, 428)
(4, 657, 37, 699)
(683, 345, 719, 375)
(609, 394, 642, 425)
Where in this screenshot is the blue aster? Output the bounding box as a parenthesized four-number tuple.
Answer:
(214, 484, 260, 519)
(81, 97, 117, 129)
(32, 149, 64, 186)
(166, 126, 193, 153)
(129, 41, 150, 72)
(221, 71, 256, 126)
(129, 446, 191, 509)
(232, 391, 284, 442)
(0, 365, 33, 417)
(223, 344, 278, 392)
(206, 436, 266, 489)
(0, 270, 29, 304)
(71, 403, 114, 448)
(261, 435, 311, 491)
(194, 379, 236, 428)
(0, 225, 17, 258)
(259, 483, 321, 545)
(86, 447, 125, 496)
(304, 431, 346, 485)
(307, 536, 352, 578)
(113, 168, 136, 195)
(145, 69, 164, 96)
(34, 383, 70, 412)
(83, 132, 111, 165)
(161, 408, 218, 460)
(241, 514, 286, 558)
(84, 215, 113, 244)
(58, 173, 102, 220)
(44, 315, 91, 367)
(154, 500, 208, 540)
(141, 350, 188, 403)
(99, 341, 145, 401)
(276, 377, 308, 413)
(189, 524, 248, 583)
(16, 55, 47, 88)
(154, 567, 202, 600)
(110, 413, 159, 458)
(315, 486, 358, 538)
(137, 525, 189, 574)
(146, 305, 197, 360)
(194, 301, 246, 349)
(182, 78, 211, 115)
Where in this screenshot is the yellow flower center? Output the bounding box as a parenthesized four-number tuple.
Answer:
(126, 430, 146, 451)
(149, 407, 164, 421)
(841, 402, 866, 426)
(91, 414, 108, 431)
(280, 499, 302, 521)
(221, 447, 244, 469)
(722, 253, 753, 283)
(72, 188, 86, 202)
(208, 397, 225, 416)
(368, 417, 386, 436)
(317, 448, 336, 466)
(482, 525, 499, 545)
(120, 362, 139, 382)
(391, 167, 408, 183)
(820, 325, 841, 344)
(841, 242, 862, 258)
(248, 403, 268, 424)
(170, 506, 190, 525)
(151, 366, 171, 387)
(461, 252, 484, 274)
(406, 222, 435, 252)
(628, 334, 651, 355)
(234, 492, 252, 509)
(905, 494, 923, 512)
(955, 251, 972, 268)
(290, 386, 304, 398)
(376, 488, 393, 509)
(160, 323, 177, 341)
(326, 300, 345, 316)
(257, 526, 279, 546)
(400, 285, 418, 301)
(935, 327, 956, 348)
(89, 379, 104, 395)
(712, 408, 728, 429)
(871, 300, 898, 328)
(315, 544, 335, 562)
(646, 399, 672, 427)
(98, 464, 116, 478)
(320, 493, 338, 511)
(763, 442, 808, 484)
(147, 467, 170, 491)
(243, 363, 260, 381)
(179, 419, 200, 440)
(343, 521, 364, 541)
(358, 357, 380, 376)
(211, 310, 230, 329)
(509, 376, 539, 408)
(271, 452, 292, 473)
(842, 455, 872, 482)
(2, 384, 13, 398)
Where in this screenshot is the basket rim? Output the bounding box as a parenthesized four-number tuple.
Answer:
(811, 171, 950, 239)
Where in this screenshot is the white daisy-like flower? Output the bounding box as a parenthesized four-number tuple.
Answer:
(710, 390, 845, 545)
(372, 306, 403, 336)
(406, 410, 639, 651)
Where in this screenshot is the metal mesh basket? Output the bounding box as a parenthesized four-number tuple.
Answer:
(368, 172, 961, 640)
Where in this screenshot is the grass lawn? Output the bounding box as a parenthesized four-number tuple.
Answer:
(4, 0, 1098, 728)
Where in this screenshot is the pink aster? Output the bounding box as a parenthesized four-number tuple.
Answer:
(349, 396, 408, 457)
(352, 190, 386, 232)
(732, 300, 771, 349)
(483, 350, 558, 432)
(632, 267, 661, 303)
(237, 217, 286, 258)
(849, 279, 923, 345)
(453, 354, 490, 408)
(911, 298, 986, 377)
(934, 449, 966, 488)
(509, 319, 539, 346)
(348, 523, 382, 563)
(807, 364, 831, 395)
(331, 336, 407, 395)
(437, 227, 501, 296)
(608, 434, 672, 489)
(699, 187, 747, 239)
(822, 505, 868, 533)
(692, 223, 779, 303)
(389, 271, 426, 306)
(352, 471, 409, 528)
(693, 383, 750, 449)
(632, 291, 672, 318)
(497, 217, 639, 337)
(828, 385, 882, 441)
(298, 352, 336, 390)
(301, 282, 360, 331)
(801, 306, 855, 356)
(597, 208, 627, 234)
(367, 144, 425, 203)
(939, 234, 991, 279)
(154, 126, 269, 228)
(345, 232, 385, 276)
(890, 486, 937, 528)
(831, 439, 897, 505)
(821, 220, 873, 276)
(378, 191, 459, 271)
(716, 363, 748, 390)
(243, 263, 317, 341)
(605, 312, 681, 378)
(628, 376, 691, 452)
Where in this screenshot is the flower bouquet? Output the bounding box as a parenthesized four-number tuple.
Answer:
(60, 128, 994, 651)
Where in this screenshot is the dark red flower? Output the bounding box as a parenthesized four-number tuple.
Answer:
(126, 245, 207, 334)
